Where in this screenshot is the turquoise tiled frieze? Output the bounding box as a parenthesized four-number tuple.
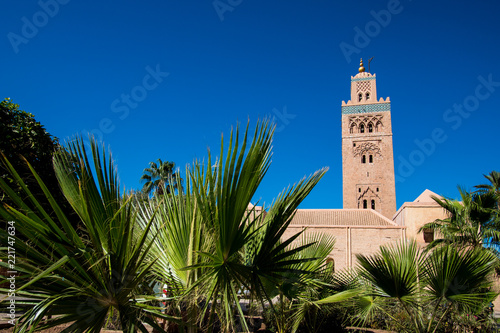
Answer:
(351, 77, 376, 82)
(341, 103, 390, 114)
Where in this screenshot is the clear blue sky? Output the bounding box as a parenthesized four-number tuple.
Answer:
(2, 0, 500, 210)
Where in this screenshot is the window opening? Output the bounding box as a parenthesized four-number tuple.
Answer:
(366, 92, 370, 100)
(358, 93, 362, 102)
(363, 200, 367, 209)
(360, 124, 365, 133)
(361, 155, 366, 163)
(423, 229, 434, 243)
(371, 200, 375, 210)
(368, 123, 373, 133)
(369, 155, 373, 163)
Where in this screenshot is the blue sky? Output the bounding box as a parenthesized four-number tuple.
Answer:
(2, 0, 500, 210)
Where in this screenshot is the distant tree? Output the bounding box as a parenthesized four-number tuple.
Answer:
(140, 158, 182, 196)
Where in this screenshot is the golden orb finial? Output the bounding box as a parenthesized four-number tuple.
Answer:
(359, 58, 365, 73)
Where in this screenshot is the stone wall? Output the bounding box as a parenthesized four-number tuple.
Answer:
(283, 225, 405, 271)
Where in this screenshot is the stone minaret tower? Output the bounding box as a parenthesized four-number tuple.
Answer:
(341, 59, 396, 219)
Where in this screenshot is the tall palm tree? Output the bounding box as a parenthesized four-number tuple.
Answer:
(419, 187, 499, 250)
(353, 240, 498, 333)
(140, 158, 182, 196)
(0, 138, 176, 332)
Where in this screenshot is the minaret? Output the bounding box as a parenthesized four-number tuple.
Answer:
(341, 59, 396, 219)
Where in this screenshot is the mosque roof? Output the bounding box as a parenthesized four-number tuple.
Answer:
(290, 209, 398, 227)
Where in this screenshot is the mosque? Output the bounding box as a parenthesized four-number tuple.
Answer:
(282, 59, 449, 272)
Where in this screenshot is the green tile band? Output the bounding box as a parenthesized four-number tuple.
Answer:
(342, 103, 391, 114)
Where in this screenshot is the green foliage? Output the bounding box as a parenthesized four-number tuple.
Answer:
(140, 158, 182, 196)
(420, 169, 500, 252)
(0, 98, 61, 215)
(0, 137, 177, 332)
(137, 121, 333, 332)
(352, 240, 498, 333)
(475, 171, 500, 204)
(0, 98, 57, 171)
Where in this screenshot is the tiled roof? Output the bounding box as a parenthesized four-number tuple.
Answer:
(290, 209, 398, 227)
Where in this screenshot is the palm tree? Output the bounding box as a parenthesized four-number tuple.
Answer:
(136, 120, 333, 332)
(475, 171, 500, 199)
(264, 232, 350, 333)
(475, 171, 500, 227)
(419, 187, 499, 250)
(353, 240, 498, 333)
(140, 158, 182, 196)
(0, 138, 177, 332)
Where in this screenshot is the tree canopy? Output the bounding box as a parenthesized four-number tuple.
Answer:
(0, 98, 77, 227)
(0, 98, 58, 182)
(140, 158, 182, 196)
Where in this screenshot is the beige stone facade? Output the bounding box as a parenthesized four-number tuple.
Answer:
(285, 209, 405, 271)
(392, 189, 448, 245)
(341, 62, 396, 219)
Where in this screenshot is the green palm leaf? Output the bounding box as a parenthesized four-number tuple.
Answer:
(0, 137, 178, 332)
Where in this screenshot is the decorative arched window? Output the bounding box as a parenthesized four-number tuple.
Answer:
(371, 200, 375, 210)
(363, 200, 367, 209)
(366, 92, 370, 100)
(358, 93, 362, 102)
(368, 123, 373, 133)
(350, 124, 356, 134)
(361, 155, 366, 163)
(360, 123, 365, 133)
(369, 155, 373, 163)
(375, 121, 382, 132)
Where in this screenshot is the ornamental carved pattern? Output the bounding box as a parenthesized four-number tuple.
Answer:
(348, 114, 384, 134)
(353, 142, 382, 157)
(357, 187, 381, 201)
(356, 81, 371, 93)
(348, 114, 384, 127)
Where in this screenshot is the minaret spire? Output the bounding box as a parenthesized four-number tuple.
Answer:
(358, 58, 365, 73)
